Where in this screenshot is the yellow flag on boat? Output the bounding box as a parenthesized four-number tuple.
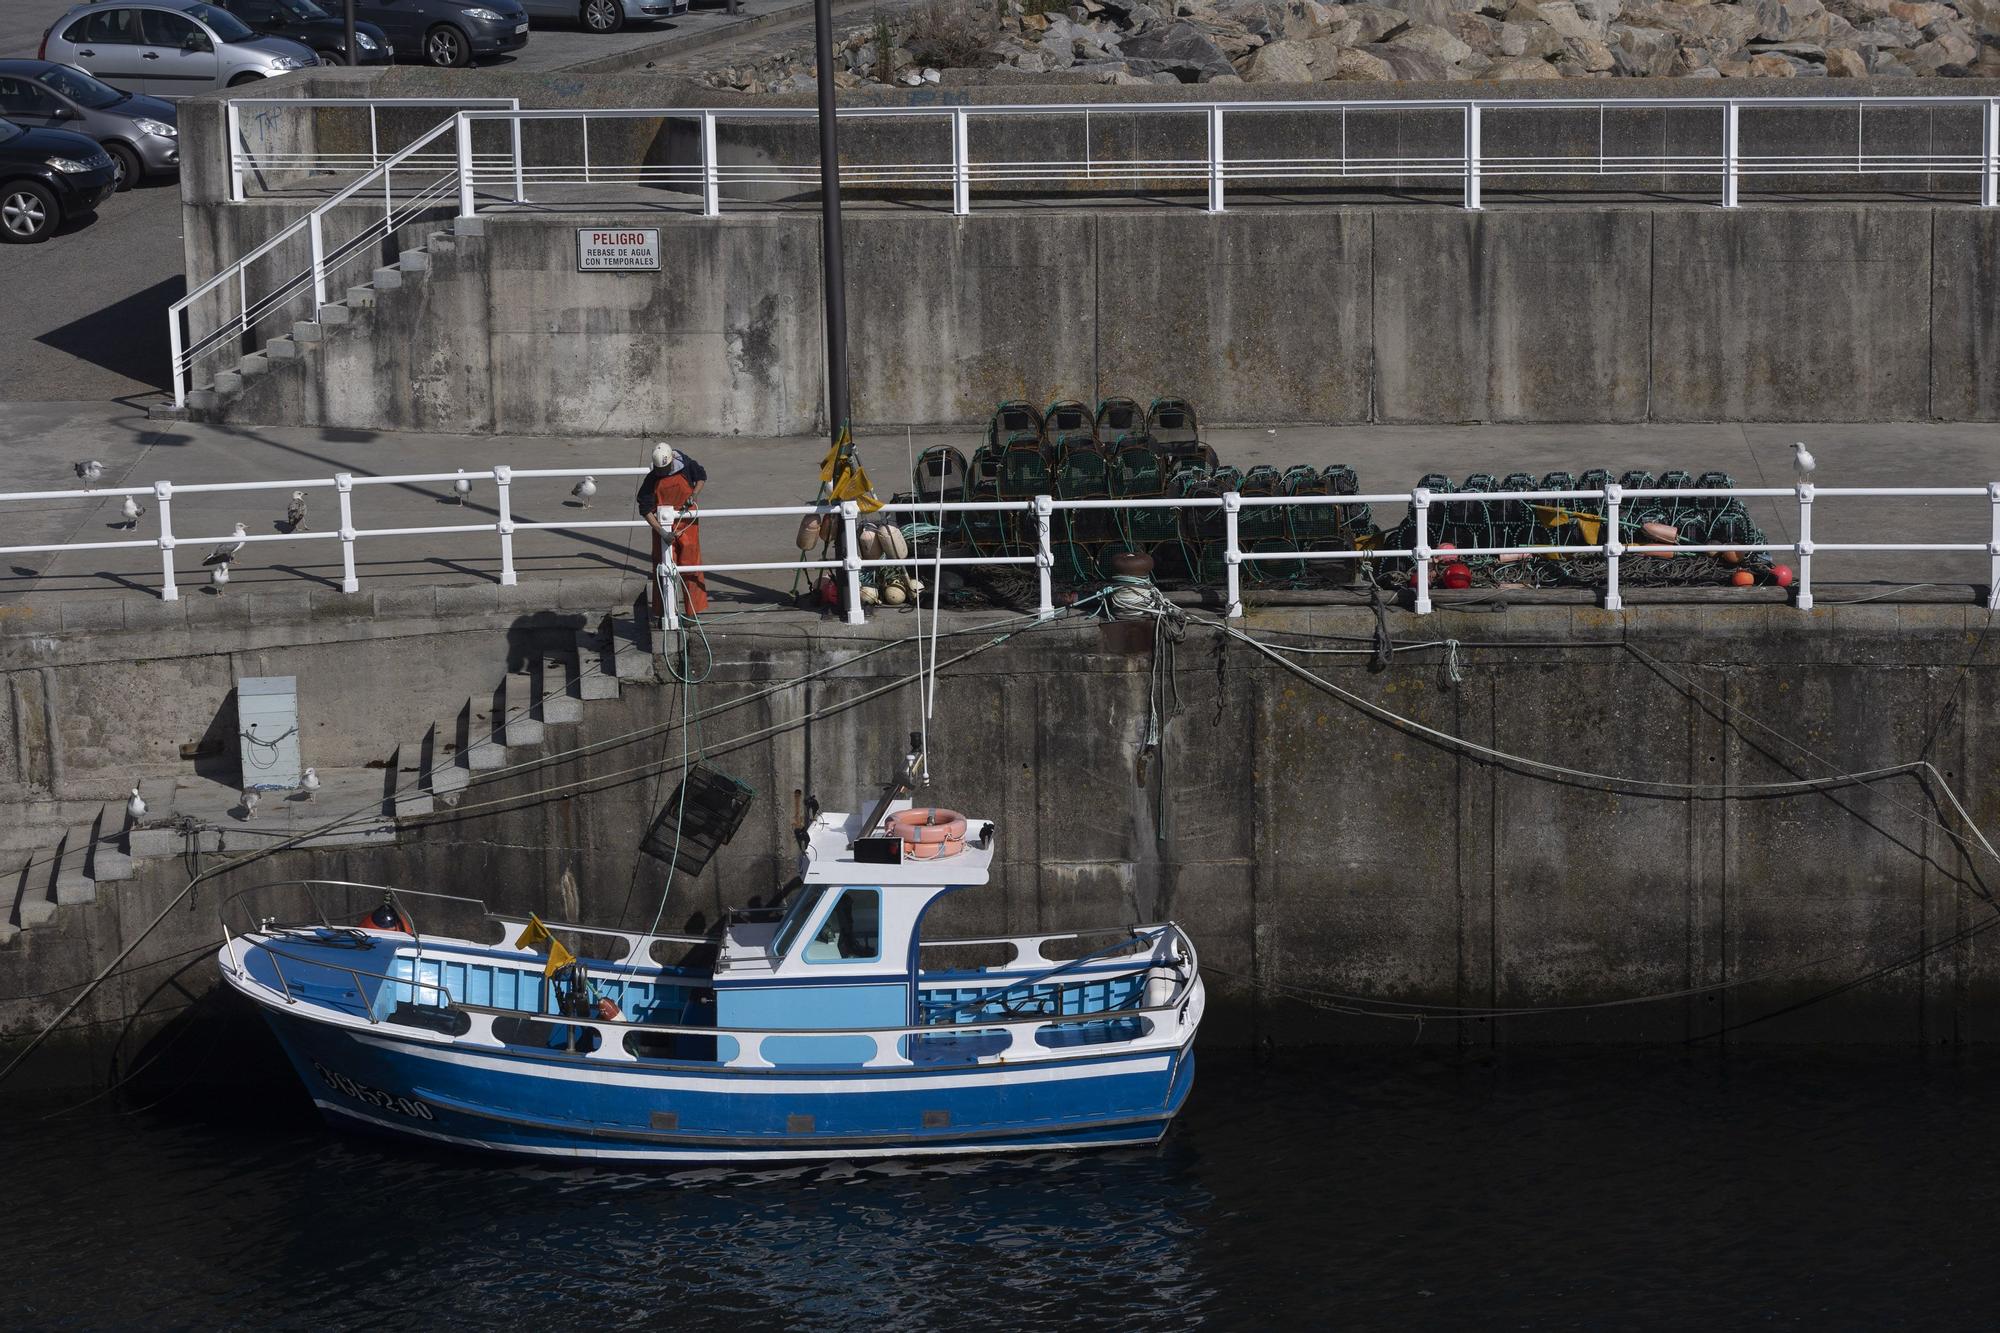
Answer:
(817, 428, 884, 514)
(514, 914, 577, 978)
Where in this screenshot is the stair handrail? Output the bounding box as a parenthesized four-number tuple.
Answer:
(168, 109, 473, 409)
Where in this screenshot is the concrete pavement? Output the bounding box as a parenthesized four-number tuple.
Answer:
(7, 398, 2000, 613)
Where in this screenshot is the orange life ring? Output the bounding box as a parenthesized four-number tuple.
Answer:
(903, 837, 965, 859)
(888, 808, 968, 844)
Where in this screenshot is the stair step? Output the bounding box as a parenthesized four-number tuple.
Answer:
(14, 857, 55, 928)
(89, 802, 133, 884)
(574, 630, 621, 701)
(212, 369, 243, 395)
(398, 249, 430, 272)
(427, 230, 456, 251)
(347, 286, 377, 308)
(267, 336, 301, 361)
(372, 266, 402, 290)
(292, 320, 323, 343)
(187, 388, 218, 411)
(429, 758, 469, 797)
(53, 829, 94, 907)
(501, 675, 544, 747)
(317, 303, 351, 326)
(390, 740, 435, 819)
(238, 352, 270, 378)
(540, 653, 584, 725)
(610, 616, 655, 680)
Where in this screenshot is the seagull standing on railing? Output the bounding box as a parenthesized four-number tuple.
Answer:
(286, 490, 310, 532)
(1793, 442, 1817, 483)
(206, 522, 247, 565)
(572, 476, 597, 508)
(120, 495, 144, 529)
(453, 471, 472, 505)
(127, 786, 147, 821)
(74, 460, 104, 488)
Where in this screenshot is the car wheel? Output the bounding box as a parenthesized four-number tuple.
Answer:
(581, 0, 626, 32)
(425, 24, 471, 67)
(107, 142, 141, 193)
(318, 51, 339, 66)
(227, 72, 265, 86)
(0, 181, 59, 244)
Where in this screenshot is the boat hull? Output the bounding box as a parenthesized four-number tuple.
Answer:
(257, 1005, 1198, 1163)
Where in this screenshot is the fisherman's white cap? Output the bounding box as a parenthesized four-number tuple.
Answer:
(651, 442, 682, 472)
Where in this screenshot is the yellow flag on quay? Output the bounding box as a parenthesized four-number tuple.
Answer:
(514, 913, 577, 978)
(817, 429, 884, 514)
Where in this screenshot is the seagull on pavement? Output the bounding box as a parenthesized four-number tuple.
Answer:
(239, 788, 260, 820)
(302, 767, 320, 800)
(120, 495, 144, 529)
(1793, 442, 1817, 483)
(286, 491, 309, 532)
(74, 460, 104, 488)
(453, 471, 472, 505)
(206, 522, 247, 565)
(210, 563, 230, 594)
(127, 786, 146, 821)
(572, 476, 597, 508)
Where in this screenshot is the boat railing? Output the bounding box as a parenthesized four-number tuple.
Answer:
(917, 922, 1173, 970)
(916, 926, 1172, 1022)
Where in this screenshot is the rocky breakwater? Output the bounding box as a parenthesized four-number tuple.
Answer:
(696, 0, 1999, 90)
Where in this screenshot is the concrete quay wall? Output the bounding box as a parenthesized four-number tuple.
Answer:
(204, 202, 2000, 434)
(6, 598, 2000, 1088)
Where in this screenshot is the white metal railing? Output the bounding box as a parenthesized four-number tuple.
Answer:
(10, 467, 1999, 618)
(225, 96, 2000, 215)
(225, 96, 521, 202)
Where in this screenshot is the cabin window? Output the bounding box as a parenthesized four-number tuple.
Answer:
(804, 889, 881, 963)
(772, 884, 829, 959)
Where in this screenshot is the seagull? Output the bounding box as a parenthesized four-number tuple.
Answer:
(210, 563, 230, 594)
(127, 786, 146, 821)
(74, 460, 104, 488)
(239, 788, 260, 820)
(119, 495, 144, 529)
(453, 471, 472, 505)
(205, 522, 247, 565)
(301, 767, 320, 800)
(571, 476, 597, 508)
(1793, 442, 1816, 482)
(285, 491, 309, 532)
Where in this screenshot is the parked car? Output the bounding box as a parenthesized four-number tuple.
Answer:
(521, 0, 686, 35)
(0, 60, 177, 191)
(0, 115, 118, 243)
(192, 0, 393, 64)
(39, 2, 317, 95)
(342, 0, 530, 67)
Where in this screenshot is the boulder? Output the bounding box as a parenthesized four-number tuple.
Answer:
(1389, 20, 1477, 59)
(1319, 42, 1400, 73)
(1243, 35, 1321, 74)
(1258, 0, 1345, 37)
(1506, 0, 1607, 40)
(1557, 33, 1619, 66)
(1340, 4, 1418, 41)
(1361, 39, 1455, 72)
(1607, 19, 1680, 70)
(1449, 11, 1506, 49)
(1920, 14, 1980, 62)
(1825, 44, 1869, 71)
(1119, 19, 1241, 76)
(1858, 15, 1921, 42)
(1495, 18, 1534, 51)
(1487, 53, 1566, 73)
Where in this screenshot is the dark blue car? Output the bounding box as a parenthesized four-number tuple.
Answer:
(0, 116, 118, 242)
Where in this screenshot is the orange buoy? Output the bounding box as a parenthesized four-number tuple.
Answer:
(1731, 569, 1756, 587)
(1720, 550, 1742, 566)
(1640, 521, 1678, 557)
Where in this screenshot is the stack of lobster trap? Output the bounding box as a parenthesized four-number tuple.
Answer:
(905, 397, 1377, 594)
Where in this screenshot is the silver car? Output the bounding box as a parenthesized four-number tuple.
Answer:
(0, 60, 178, 191)
(41, 1, 317, 96)
(520, 0, 686, 35)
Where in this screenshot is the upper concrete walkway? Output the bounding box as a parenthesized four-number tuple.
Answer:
(7, 399, 2000, 628)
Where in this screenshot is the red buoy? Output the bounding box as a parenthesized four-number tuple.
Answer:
(1769, 563, 1795, 588)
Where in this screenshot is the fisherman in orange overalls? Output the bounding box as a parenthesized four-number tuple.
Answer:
(639, 443, 708, 619)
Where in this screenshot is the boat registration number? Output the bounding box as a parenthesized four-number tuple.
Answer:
(313, 1060, 435, 1121)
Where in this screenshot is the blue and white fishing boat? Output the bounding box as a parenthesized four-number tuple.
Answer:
(218, 768, 1204, 1162)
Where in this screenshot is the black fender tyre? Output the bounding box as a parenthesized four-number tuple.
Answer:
(107, 142, 141, 192)
(0, 181, 59, 243)
(581, 0, 626, 31)
(424, 24, 471, 67)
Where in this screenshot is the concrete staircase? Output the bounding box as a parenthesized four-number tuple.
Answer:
(159, 217, 477, 422)
(4, 606, 659, 944)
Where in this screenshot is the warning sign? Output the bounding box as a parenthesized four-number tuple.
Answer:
(576, 228, 661, 272)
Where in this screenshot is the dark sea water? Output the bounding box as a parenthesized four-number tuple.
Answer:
(10, 1047, 2000, 1331)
